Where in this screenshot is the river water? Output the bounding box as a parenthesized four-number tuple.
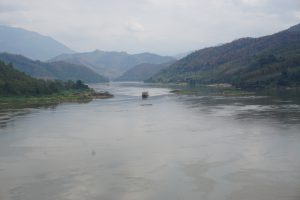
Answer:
(0, 82, 299, 200)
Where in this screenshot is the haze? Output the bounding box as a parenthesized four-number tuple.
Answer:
(0, 0, 300, 55)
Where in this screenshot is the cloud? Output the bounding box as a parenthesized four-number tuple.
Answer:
(231, 0, 300, 13)
(0, 5, 24, 13)
(0, 0, 299, 55)
(239, 0, 266, 6)
(294, 11, 300, 19)
(125, 21, 145, 33)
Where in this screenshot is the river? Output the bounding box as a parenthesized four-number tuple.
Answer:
(0, 82, 300, 200)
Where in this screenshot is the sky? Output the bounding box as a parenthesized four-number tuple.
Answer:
(0, 0, 300, 55)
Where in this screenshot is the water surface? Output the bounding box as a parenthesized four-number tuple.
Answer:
(0, 82, 300, 200)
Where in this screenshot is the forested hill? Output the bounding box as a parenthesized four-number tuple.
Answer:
(0, 61, 88, 96)
(116, 61, 175, 81)
(148, 23, 300, 88)
(0, 53, 108, 83)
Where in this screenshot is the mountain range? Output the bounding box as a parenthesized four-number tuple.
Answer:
(0, 25, 176, 80)
(50, 50, 175, 79)
(0, 25, 74, 61)
(2, 23, 299, 88)
(148, 23, 300, 88)
(116, 61, 175, 81)
(0, 53, 108, 83)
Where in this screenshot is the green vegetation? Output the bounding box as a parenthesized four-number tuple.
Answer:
(0, 91, 93, 109)
(148, 23, 300, 89)
(170, 85, 255, 96)
(0, 61, 112, 108)
(0, 60, 89, 96)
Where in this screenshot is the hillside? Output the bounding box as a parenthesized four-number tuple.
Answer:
(50, 50, 175, 79)
(116, 61, 175, 81)
(0, 25, 74, 60)
(174, 50, 195, 59)
(0, 53, 108, 83)
(148, 23, 300, 88)
(0, 61, 89, 96)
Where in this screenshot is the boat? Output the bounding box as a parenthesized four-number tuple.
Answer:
(142, 91, 149, 99)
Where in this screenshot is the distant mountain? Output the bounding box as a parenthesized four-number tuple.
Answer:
(148, 23, 300, 88)
(116, 61, 176, 81)
(0, 53, 108, 83)
(50, 50, 175, 79)
(174, 50, 195, 59)
(0, 25, 74, 61)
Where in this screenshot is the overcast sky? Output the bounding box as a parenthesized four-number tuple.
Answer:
(0, 0, 300, 55)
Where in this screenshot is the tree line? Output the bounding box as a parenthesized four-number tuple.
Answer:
(0, 61, 89, 96)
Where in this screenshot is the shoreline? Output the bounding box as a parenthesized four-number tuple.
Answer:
(0, 90, 113, 109)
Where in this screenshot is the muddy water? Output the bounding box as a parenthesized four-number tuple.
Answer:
(0, 82, 299, 200)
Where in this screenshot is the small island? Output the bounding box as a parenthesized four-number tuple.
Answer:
(0, 61, 113, 108)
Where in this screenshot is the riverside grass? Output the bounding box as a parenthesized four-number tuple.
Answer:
(0, 89, 97, 109)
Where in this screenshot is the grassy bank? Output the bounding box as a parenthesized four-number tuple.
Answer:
(170, 84, 300, 102)
(170, 85, 255, 96)
(0, 61, 114, 109)
(0, 89, 113, 109)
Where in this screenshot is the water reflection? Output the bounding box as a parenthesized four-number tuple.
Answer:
(176, 92, 300, 125)
(0, 105, 60, 128)
(0, 109, 33, 128)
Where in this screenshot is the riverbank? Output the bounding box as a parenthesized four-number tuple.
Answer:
(170, 84, 300, 98)
(0, 89, 113, 109)
(170, 85, 254, 96)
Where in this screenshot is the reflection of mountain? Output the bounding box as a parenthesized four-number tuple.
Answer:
(0, 25, 74, 61)
(0, 109, 32, 128)
(50, 50, 175, 79)
(178, 88, 300, 124)
(116, 61, 175, 81)
(149, 23, 300, 88)
(0, 53, 108, 83)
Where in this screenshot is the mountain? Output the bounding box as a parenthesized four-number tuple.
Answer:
(148, 23, 300, 88)
(49, 50, 175, 79)
(0, 25, 74, 61)
(0, 53, 108, 83)
(174, 50, 195, 59)
(116, 61, 175, 81)
(0, 61, 88, 96)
